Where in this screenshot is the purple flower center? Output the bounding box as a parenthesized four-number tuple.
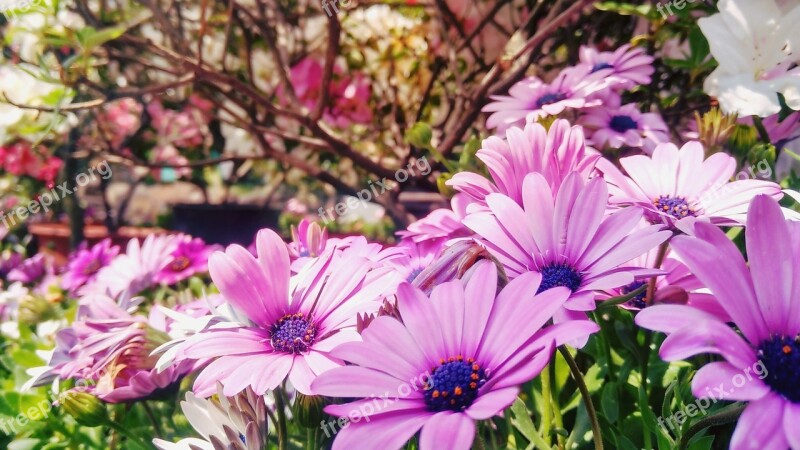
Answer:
(537, 263, 583, 294)
(757, 335, 800, 403)
(406, 267, 424, 283)
(83, 259, 102, 275)
(622, 280, 648, 309)
(169, 256, 191, 272)
(536, 92, 567, 108)
(652, 196, 696, 220)
(424, 357, 486, 412)
(591, 62, 614, 73)
(270, 313, 317, 354)
(609, 115, 638, 133)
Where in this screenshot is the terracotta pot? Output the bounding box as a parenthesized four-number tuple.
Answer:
(28, 222, 164, 265)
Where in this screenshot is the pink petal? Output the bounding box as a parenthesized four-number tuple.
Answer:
(419, 412, 476, 450)
(465, 387, 519, 420)
(691, 362, 770, 402)
(730, 394, 788, 450)
(330, 410, 431, 450)
(783, 402, 800, 450)
(745, 195, 794, 334)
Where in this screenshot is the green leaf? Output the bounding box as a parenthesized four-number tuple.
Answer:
(601, 382, 619, 423)
(687, 435, 715, 450)
(509, 397, 538, 443)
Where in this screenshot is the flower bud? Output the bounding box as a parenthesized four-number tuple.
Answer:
(18, 294, 57, 324)
(412, 240, 503, 295)
(292, 393, 328, 428)
(59, 390, 107, 427)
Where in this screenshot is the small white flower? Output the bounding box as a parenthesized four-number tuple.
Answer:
(153, 386, 268, 450)
(699, 0, 800, 116)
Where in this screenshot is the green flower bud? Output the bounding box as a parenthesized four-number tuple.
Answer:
(59, 391, 107, 427)
(18, 295, 57, 324)
(292, 393, 328, 428)
(405, 122, 433, 149)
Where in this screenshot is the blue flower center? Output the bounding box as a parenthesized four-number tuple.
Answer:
(270, 313, 317, 354)
(537, 263, 583, 294)
(622, 280, 648, 309)
(757, 335, 800, 403)
(424, 357, 486, 412)
(536, 92, 567, 108)
(609, 115, 639, 133)
(406, 267, 424, 283)
(591, 62, 614, 73)
(652, 196, 696, 220)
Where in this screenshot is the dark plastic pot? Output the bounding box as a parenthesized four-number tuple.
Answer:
(170, 203, 281, 246)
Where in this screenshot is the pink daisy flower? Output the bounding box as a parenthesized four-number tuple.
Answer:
(82, 234, 178, 297)
(447, 120, 599, 208)
(636, 195, 800, 450)
(579, 101, 670, 153)
(61, 239, 120, 294)
(483, 65, 610, 131)
(172, 229, 401, 397)
(578, 43, 655, 90)
(596, 141, 784, 231)
(463, 172, 670, 316)
(32, 295, 194, 403)
(155, 235, 217, 285)
(311, 262, 599, 450)
(600, 245, 727, 318)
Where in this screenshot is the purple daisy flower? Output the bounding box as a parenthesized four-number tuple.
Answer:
(81, 234, 179, 297)
(155, 235, 217, 285)
(596, 141, 784, 231)
(447, 120, 600, 209)
(578, 43, 655, 90)
(483, 65, 610, 132)
(61, 238, 120, 294)
(636, 195, 800, 450)
(600, 245, 728, 318)
(463, 172, 670, 318)
(579, 100, 670, 153)
(30, 294, 194, 403)
(172, 229, 401, 397)
(311, 262, 599, 450)
(8, 253, 49, 284)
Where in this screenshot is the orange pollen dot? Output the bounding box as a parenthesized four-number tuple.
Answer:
(454, 387, 463, 396)
(472, 364, 480, 371)
(432, 391, 440, 398)
(784, 345, 793, 354)
(469, 382, 477, 389)
(471, 374, 479, 380)
(442, 391, 448, 397)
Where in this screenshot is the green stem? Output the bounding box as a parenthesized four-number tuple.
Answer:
(274, 387, 289, 450)
(141, 402, 162, 438)
(640, 331, 654, 450)
(752, 116, 771, 143)
(105, 420, 153, 450)
(678, 403, 746, 450)
(539, 364, 553, 446)
(592, 312, 616, 383)
(549, 363, 565, 449)
(558, 347, 603, 450)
